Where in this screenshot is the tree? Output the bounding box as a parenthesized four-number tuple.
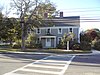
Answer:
(81, 28, 100, 42)
(36, 1, 56, 18)
(0, 12, 3, 41)
(26, 33, 37, 48)
(0, 18, 16, 44)
(10, 0, 37, 50)
(80, 28, 100, 49)
(10, 0, 56, 51)
(62, 32, 75, 50)
(85, 29, 98, 40)
(80, 33, 91, 43)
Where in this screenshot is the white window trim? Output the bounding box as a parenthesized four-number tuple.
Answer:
(68, 28, 73, 33)
(58, 28, 62, 34)
(68, 28, 74, 41)
(36, 28, 41, 34)
(46, 28, 51, 34)
(34, 26, 79, 29)
(58, 37, 62, 44)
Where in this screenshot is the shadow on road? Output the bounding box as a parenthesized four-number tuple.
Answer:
(71, 54, 100, 67)
(0, 53, 49, 62)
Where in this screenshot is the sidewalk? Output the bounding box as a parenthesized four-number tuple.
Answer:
(91, 50, 100, 54)
(71, 50, 100, 56)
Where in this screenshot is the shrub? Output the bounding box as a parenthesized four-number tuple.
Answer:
(56, 43, 65, 49)
(80, 41, 91, 50)
(56, 44, 62, 49)
(12, 40, 21, 48)
(12, 43, 21, 48)
(71, 43, 81, 50)
(34, 43, 42, 48)
(93, 40, 100, 50)
(25, 44, 34, 49)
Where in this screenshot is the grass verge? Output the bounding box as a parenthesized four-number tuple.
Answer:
(24, 49, 92, 54)
(0, 48, 92, 54)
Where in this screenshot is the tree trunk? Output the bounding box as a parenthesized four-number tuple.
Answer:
(21, 22, 25, 51)
(9, 39, 12, 46)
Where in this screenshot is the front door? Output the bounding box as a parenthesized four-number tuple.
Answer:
(46, 38, 51, 47)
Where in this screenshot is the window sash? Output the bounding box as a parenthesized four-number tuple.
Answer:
(58, 28, 62, 34)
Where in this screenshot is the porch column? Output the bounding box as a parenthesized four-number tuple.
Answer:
(54, 37, 56, 48)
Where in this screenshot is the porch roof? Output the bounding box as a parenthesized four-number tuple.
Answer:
(40, 34, 56, 38)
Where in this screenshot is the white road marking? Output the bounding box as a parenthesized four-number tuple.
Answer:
(3, 55, 75, 75)
(3, 55, 52, 75)
(37, 59, 69, 63)
(59, 55, 75, 75)
(19, 68, 60, 74)
(4, 73, 24, 75)
(35, 61, 66, 66)
(28, 64, 63, 69)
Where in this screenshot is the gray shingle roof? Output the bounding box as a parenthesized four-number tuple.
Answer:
(43, 16, 80, 27)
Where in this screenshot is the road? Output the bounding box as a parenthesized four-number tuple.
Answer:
(0, 52, 100, 75)
(64, 54, 100, 75)
(0, 53, 49, 75)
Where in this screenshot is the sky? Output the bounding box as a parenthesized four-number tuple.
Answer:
(0, 0, 100, 31)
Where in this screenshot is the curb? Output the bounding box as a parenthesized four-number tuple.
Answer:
(0, 50, 100, 55)
(0, 51, 55, 55)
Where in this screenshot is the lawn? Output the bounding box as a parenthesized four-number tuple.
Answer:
(24, 49, 92, 54)
(0, 44, 92, 54)
(0, 47, 92, 54)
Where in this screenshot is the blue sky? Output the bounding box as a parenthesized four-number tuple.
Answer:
(51, 0, 100, 9)
(51, 0, 100, 31)
(0, 0, 100, 31)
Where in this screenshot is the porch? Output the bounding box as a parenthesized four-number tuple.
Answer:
(40, 35, 56, 48)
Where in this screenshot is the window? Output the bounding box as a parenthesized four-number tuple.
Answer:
(37, 38, 40, 43)
(46, 28, 51, 34)
(69, 28, 72, 32)
(58, 37, 62, 44)
(37, 28, 41, 34)
(58, 28, 62, 34)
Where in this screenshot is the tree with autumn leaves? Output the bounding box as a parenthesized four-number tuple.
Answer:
(80, 28, 100, 50)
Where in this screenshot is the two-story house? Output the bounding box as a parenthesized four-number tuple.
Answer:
(35, 12, 80, 48)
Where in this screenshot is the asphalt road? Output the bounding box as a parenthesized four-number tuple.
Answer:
(0, 53, 49, 75)
(0, 52, 100, 75)
(64, 54, 100, 75)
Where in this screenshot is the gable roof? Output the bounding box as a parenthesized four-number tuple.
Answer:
(43, 16, 80, 27)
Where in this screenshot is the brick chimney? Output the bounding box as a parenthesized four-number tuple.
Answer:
(60, 12, 63, 18)
(44, 12, 48, 18)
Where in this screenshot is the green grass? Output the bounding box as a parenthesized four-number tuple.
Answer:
(0, 45, 92, 54)
(24, 49, 92, 54)
(0, 48, 92, 54)
(0, 48, 20, 53)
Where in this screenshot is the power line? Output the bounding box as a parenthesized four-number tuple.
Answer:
(61, 9, 100, 13)
(58, 7, 100, 11)
(81, 16, 100, 18)
(81, 18, 100, 20)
